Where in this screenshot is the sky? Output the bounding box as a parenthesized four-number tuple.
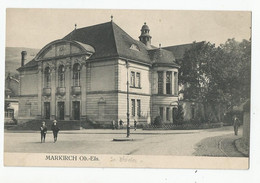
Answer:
(6, 9, 251, 49)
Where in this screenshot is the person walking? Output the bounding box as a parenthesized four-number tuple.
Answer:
(51, 120, 60, 143)
(233, 115, 240, 136)
(40, 121, 47, 143)
(119, 119, 124, 129)
(134, 119, 137, 131)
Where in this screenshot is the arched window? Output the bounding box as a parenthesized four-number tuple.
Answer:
(44, 67, 51, 88)
(58, 65, 65, 87)
(73, 63, 81, 86)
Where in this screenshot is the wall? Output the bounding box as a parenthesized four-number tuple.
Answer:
(18, 96, 38, 123)
(118, 93, 151, 125)
(20, 70, 38, 95)
(85, 93, 118, 124)
(118, 59, 150, 95)
(89, 60, 115, 91)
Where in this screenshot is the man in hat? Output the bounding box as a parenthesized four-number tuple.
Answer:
(40, 121, 47, 143)
(51, 120, 60, 143)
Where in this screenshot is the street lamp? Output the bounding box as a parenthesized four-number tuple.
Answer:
(126, 61, 130, 137)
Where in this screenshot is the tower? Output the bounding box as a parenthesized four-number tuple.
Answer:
(139, 22, 152, 48)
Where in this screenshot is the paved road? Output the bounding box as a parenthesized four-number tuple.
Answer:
(4, 126, 244, 156)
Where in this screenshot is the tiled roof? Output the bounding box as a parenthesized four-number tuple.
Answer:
(163, 42, 204, 60)
(18, 21, 180, 71)
(63, 21, 152, 64)
(17, 59, 38, 71)
(148, 48, 179, 67)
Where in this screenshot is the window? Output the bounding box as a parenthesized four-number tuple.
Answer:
(159, 107, 164, 120)
(73, 63, 81, 86)
(5, 109, 14, 118)
(166, 107, 170, 121)
(136, 72, 141, 88)
(44, 67, 51, 88)
(58, 65, 65, 87)
(158, 71, 163, 94)
(172, 108, 177, 123)
(137, 100, 141, 117)
(166, 71, 172, 94)
(131, 99, 135, 116)
(131, 71, 135, 87)
(130, 71, 141, 88)
(130, 44, 140, 51)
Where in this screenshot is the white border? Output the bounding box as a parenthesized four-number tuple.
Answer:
(0, 0, 260, 183)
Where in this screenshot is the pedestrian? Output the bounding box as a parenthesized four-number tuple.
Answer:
(233, 115, 240, 136)
(112, 120, 115, 130)
(115, 120, 119, 129)
(51, 120, 60, 143)
(119, 119, 123, 129)
(134, 119, 137, 131)
(40, 121, 47, 143)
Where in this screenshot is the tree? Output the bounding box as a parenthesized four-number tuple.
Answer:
(180, 39, 251, 122)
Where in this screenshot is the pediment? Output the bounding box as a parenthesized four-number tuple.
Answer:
(35, 40, 95, 61)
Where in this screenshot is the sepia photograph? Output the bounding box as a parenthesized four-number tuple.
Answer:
(4, 8, 251, 169)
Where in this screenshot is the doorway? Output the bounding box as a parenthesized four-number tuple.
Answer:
(44, 102, 50, 119)
(72, 101, 80, 120)
(57, 102, 65, 120)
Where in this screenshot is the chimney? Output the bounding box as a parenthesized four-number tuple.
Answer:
(21, 51, 27, 67)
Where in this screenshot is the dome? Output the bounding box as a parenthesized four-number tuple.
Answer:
(141, 22, 150, 30)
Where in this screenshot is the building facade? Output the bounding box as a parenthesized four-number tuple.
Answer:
(17, 21, 179, 126)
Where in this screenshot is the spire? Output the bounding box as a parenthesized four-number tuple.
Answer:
(139, 22, 152, 48)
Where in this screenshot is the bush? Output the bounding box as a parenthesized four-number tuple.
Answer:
(152, 116, 162, 127)
(174, 105, 184, 125)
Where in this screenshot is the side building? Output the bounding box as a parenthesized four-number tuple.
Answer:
(17, 21, 180, 127)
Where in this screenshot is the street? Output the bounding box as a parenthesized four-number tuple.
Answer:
(4, 126, 245, 157)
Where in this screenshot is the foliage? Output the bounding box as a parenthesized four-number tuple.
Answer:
(179, 39, 251, 122)
(174, 105, 184, 125)
(152, 116, 162, 126)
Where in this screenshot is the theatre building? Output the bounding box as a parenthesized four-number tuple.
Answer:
(17, 20, 179, 126)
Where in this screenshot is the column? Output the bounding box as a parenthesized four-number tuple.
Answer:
(37, 65, 42, 118)
(50, 67, 56, 120)
(163, 71, 166, 94)
(65, 64, 71, 120)
(81, 63, 87, 119)
(163, 107, 166, 123)
(170, 107, 173, 123)
(172, 71, 175, 95)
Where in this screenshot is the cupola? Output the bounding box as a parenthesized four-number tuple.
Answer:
(139, 22, 152, 48)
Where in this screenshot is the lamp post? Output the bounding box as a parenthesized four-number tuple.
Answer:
(126, 61, 130, 138)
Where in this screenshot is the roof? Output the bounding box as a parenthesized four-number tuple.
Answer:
(17, 59, 38, 71)
(18, 21, 180, 71)
(148, 48, 179, 67)
(163, 42, 204, 60)
(63, 21, 152, 64)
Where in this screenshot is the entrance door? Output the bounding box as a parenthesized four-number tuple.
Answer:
(58, 102, 65, 120)
(72, 101, 80, 120)
(44, 102, 50, 119)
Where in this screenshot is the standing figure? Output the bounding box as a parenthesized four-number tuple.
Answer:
(119, 119, 124, 129)
(40, 121, 47, 143)
(51, 120, 60, 143)
(112, 120, 115, 130)
(134, 119, 137, 131)
(233, 115, 240, 136)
